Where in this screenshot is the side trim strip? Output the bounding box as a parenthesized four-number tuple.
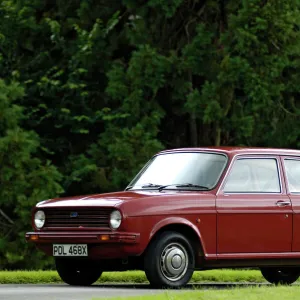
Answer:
(216, 252, 300, 260)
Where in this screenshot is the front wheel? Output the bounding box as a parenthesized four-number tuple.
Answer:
(260, 267, 300, 285)
(144, 231, 195, 288)
(55, 258, 102, 286)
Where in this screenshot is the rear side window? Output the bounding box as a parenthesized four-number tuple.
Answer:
(224, 158, 281, 193)
(284, 159, 300, 193)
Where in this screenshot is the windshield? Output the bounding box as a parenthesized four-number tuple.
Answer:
(127, 152, 227, 190)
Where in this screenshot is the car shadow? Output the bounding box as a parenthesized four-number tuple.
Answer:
(89, 282, 270, 290)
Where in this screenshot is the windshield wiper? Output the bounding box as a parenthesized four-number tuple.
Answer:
(158, 183, 209, 191)
(125, 183, 162, 191)
(126, 183, 208, 191)
(141, 183, 163, 188)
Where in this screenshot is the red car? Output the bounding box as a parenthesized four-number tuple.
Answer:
(26, 147, 300, 288)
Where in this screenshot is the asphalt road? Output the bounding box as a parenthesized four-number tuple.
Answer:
(0, 283, 269, 300)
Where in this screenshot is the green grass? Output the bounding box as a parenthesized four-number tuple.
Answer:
(93, 286, 300, 300)
(0, 269, 267, 284)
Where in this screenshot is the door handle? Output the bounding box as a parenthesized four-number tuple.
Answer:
(276, 200, 291, 207)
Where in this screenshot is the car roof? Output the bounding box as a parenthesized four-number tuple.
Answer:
(158, 146, 300, 157)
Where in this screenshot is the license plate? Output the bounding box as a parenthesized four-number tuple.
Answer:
(53, 244, 88, 257)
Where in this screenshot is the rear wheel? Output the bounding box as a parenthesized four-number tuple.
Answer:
(55, 258, 102, 286)
(144, 231, 195, 288)
(260, 267, 300, 285)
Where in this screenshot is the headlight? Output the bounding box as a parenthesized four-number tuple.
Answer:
(34, 210, 45, 229)
(109, 210, 122, 229)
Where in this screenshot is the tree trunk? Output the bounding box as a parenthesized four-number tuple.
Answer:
(189, 112, 198, 146)
(215, 124, 221, 146)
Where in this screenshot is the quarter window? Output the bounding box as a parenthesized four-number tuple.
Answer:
(223, 158, 281, 193)
(284, 159, 300, 193)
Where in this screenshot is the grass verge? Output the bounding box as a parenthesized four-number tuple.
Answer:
(0, 269, 267, 284)
(93, 286, 300, 300)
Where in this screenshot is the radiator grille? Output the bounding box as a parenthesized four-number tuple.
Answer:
(44, 208, 112, 229)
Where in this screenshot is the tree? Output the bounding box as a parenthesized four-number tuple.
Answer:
(0, 80, 62, 269)
(109, 0, 300, 147)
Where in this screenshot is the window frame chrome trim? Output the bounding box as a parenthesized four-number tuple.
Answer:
(126, 150, 229, 192)
(218, 154, 283, 195)
(282, 157, 300, 195)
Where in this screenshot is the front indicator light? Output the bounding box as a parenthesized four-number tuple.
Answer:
(30, 234, 39, 241)
(98, 235, 110, 241)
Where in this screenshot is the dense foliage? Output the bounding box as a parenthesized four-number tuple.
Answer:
(0, 0, 299, 269)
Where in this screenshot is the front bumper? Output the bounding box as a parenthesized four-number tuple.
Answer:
(25, 231, 141, 259)
(25, 231, 140, 244)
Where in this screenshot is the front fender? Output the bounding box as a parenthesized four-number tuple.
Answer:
(149, 216, 207, 255)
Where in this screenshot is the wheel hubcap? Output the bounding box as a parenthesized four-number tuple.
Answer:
(160, 242, 189, 281)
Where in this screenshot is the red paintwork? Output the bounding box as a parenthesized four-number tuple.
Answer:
(25, 147, 300, 268)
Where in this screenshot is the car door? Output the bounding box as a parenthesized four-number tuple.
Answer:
(216, 155, 292, 254)
(281, 156, 300, 252)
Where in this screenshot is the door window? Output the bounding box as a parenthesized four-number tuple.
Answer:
(223, 158, 281, 193)
(284, 159, 300, 193)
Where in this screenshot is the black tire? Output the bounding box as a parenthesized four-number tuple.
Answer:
(261, 267, 300, 285)
(55, 258, 102, 286)
(144, 231, 195, 288)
